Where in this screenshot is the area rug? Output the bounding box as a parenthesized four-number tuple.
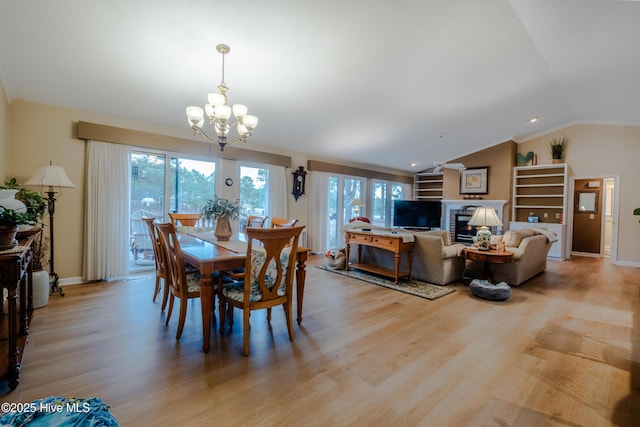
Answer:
(0, 396, 120, 426)
(316, 265, 455, 300)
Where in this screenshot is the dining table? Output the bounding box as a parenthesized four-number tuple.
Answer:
(179, 231, 310, 353)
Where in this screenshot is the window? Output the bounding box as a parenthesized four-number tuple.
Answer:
(239, 165, 268, 223)
(130, 152, 166, 220)
(326, 175, 364, 248)
(325, 176, 406, 248)
(169, 158, 216, 214)
(343, 178, 363, 223)
(371, 181, 404, 228)
(129, 151, 216, 272)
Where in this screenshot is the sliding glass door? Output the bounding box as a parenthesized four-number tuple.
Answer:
(169, 158, 216, 214)
(371, 181, 405, 228)
(129, 151, 216, 273)
(327, 175, 364, 248)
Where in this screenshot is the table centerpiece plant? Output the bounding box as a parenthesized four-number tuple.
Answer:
(201, 195, 241, 241)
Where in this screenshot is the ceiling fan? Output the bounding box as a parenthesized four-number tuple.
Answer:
(432, 161, 466, 173)
(432, 133, 466, 173)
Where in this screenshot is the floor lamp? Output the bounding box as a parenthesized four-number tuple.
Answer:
(26, 162, 76, 296)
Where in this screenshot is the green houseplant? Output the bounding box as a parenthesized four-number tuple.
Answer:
(549, 136, 567, 163)
(0, 208, 33, 249)
(634, 208, 640, 223)
(1, 177, 46, 225)
(1, 178, 50, 307)
(201, 196, 241, 241)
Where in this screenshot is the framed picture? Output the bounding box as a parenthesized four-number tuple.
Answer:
(460, 166, 489, 195)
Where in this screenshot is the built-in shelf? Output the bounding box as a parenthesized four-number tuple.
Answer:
(512, 163, 568, 259)
(414, 172, 443, 200)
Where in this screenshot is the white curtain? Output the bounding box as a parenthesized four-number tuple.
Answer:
(401, 182, 411, 200)
(83, 140, 130, 281)
(268, 165, 287, 219)
(308, 171, 330, 252)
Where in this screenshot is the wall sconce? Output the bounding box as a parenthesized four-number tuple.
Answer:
(292, 166, 307, 201)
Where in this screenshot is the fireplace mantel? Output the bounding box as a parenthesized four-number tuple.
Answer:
(441, 199, 507, 233)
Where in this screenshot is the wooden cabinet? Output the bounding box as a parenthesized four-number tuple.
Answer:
(414, 172, 443, 200)
(511, 163, 568, 259)
(0, 239, 35, 390)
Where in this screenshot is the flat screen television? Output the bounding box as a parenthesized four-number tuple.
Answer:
(393, 200, 442, 228)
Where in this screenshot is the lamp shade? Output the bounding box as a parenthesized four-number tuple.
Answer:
(25, 164, 76, 188)
(468, 206, 501, 227)
(349, 198, 364, 207)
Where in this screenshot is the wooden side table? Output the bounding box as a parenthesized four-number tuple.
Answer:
(463, 247, 513, 284)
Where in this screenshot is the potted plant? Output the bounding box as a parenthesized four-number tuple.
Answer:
(2, 177, 49, 307)
(634, 208, 640, 223)
(549, 136, 567, 163)
(201, 195, 241, 241)
(0, 207, 33, 250)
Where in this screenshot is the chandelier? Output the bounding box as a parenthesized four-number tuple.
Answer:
(186, 44, 258, 151)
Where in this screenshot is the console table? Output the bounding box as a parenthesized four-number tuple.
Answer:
(0, 236, 35, 391)
(345, 230, 414, 284)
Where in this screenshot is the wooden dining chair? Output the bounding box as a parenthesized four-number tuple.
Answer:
(270, 217, 299, 228)
(142, 217, 167, 307)
(168, 213, 202, 227)
(219, 215, 269, 285)
(156, 222, 210, 340)
(246, 215, 268, 230)
(219, 226, 304, 356)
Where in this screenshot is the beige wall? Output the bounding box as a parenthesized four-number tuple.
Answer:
(518, 124, 640, 265)
(444, 140, 517, 222)
(0, 80, 8, 180)
(7, 99, 410, 282)
(8, 99, 640, 278)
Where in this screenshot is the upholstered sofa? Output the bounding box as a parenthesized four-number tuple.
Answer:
(344, 222, 466, 285)
(465, 227, 557, 286)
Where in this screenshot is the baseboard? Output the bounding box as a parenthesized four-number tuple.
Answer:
(615, 260, 640, 268)
(58, 276, 83, 286)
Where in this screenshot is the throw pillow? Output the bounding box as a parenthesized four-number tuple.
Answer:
(504, 228, 536, 247)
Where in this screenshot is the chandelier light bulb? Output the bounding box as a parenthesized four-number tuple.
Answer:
(232, 104, 248, 117)
(243, 115, 258, 130)
(186, 106, 205, 127)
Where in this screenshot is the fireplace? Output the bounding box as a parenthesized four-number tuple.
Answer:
(441, 200, 507, 244)
(455, 213, 475, 244)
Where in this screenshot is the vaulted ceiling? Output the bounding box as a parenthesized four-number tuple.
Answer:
(1, 1, 639, 172)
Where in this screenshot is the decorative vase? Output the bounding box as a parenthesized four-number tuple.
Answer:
(32, 270, 50, 308)
(0, 189, 31, 234)
(214, 215, 233, 241)
(0, 189, 27, 212)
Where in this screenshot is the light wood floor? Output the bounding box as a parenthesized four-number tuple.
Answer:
(1, 255, 638, 426)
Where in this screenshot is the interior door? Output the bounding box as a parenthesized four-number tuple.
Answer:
(571, 178, 603, 254)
